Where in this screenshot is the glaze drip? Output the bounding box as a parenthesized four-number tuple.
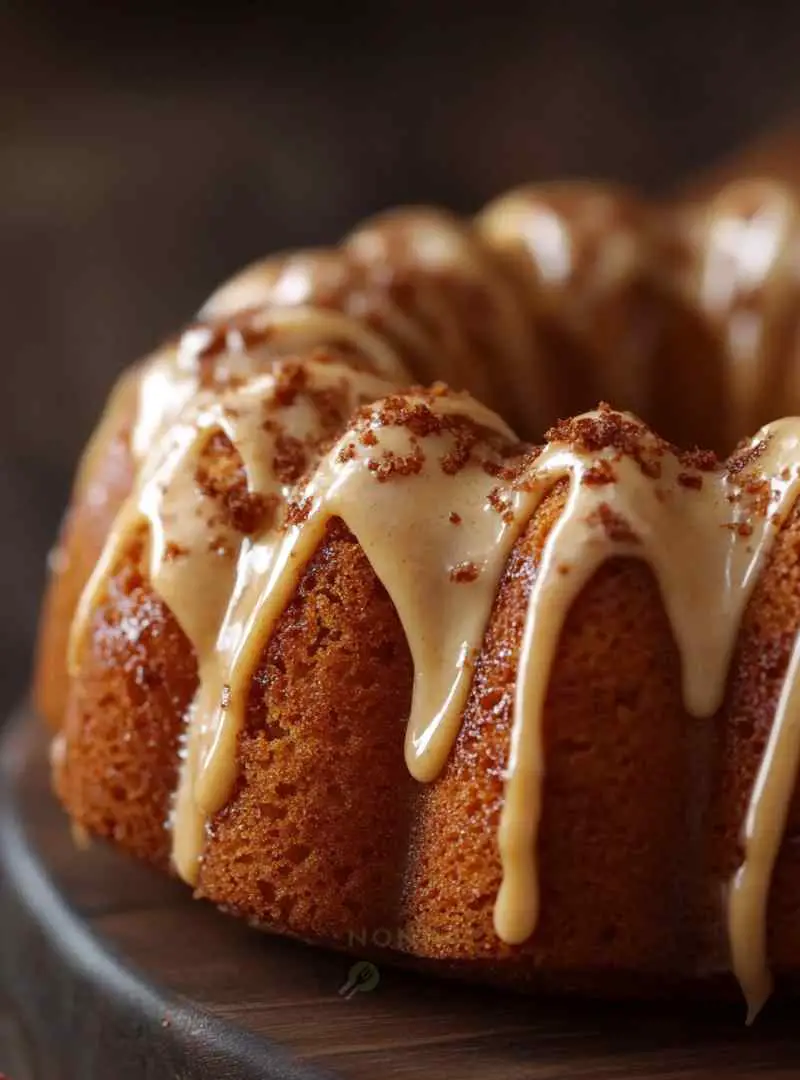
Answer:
(173, 385, 524, 879)
(730, 633, 800, 1022)
(492, 417, 800, 970)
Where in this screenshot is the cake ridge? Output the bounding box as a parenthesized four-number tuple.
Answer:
(201, 177, 800, 453)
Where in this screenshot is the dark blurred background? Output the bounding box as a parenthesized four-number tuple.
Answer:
(3, 1, 800, 718)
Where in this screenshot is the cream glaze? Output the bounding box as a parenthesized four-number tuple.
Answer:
(132, 305, 413, 461)
(65, 306, 800, 1021)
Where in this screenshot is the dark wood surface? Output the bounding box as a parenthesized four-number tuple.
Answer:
(4, 709, 800, 1078)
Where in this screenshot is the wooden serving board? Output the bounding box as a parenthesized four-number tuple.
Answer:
(2, 708, 800, 1079)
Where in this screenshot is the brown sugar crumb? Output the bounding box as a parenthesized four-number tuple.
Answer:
(233, 492, 279, 535)
(743, 476, 770, 498)
(349, 390, 524, 487)
(557, 562, 571, 575)
(286, 497, 313, 526)
(449, 560, 480, 583)
(440, 441, 474, 476)
(723, 520, 757, 536)
(583, 460, 616, 486)
(367, 446, 425, 482)
(440, 422, 490, 476)
(357, 390, 510, 450)
(374, 396, 448, 440)
(195, 433, 279, 535)
(679, 447, 719, 472)
(478, 443, 536, 487)
(449, 511, 462, 525)
(677, 472, 703, 490)
(309, 379, 355, 435)
(487, 487, 515, 525)
(585, 502, 639, 544)
(164, 541, 189, 561)
(271, 358, 310, 408)
(738, 476, 772, 519)
(546, 402, 669, 480)
(509, 446, 547, 492)
(272, 432, 308, 485)
(547, 402, 653, 453)
(337, 442, 357, 464)
(727, 438, 768, 477)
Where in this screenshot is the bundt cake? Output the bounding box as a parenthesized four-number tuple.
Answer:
(33, 175, 800, 1024)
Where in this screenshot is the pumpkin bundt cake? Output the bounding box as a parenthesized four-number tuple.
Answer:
(34, 176, 800, 1022)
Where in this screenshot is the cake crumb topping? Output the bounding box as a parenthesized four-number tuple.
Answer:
(449, 560, 479, 583)
(585, 502, 639, 544)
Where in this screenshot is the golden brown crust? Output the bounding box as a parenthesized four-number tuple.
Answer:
(54, 527, 195, 867)
(197, 517, 415, 942)
(33, 372, 138, 730)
